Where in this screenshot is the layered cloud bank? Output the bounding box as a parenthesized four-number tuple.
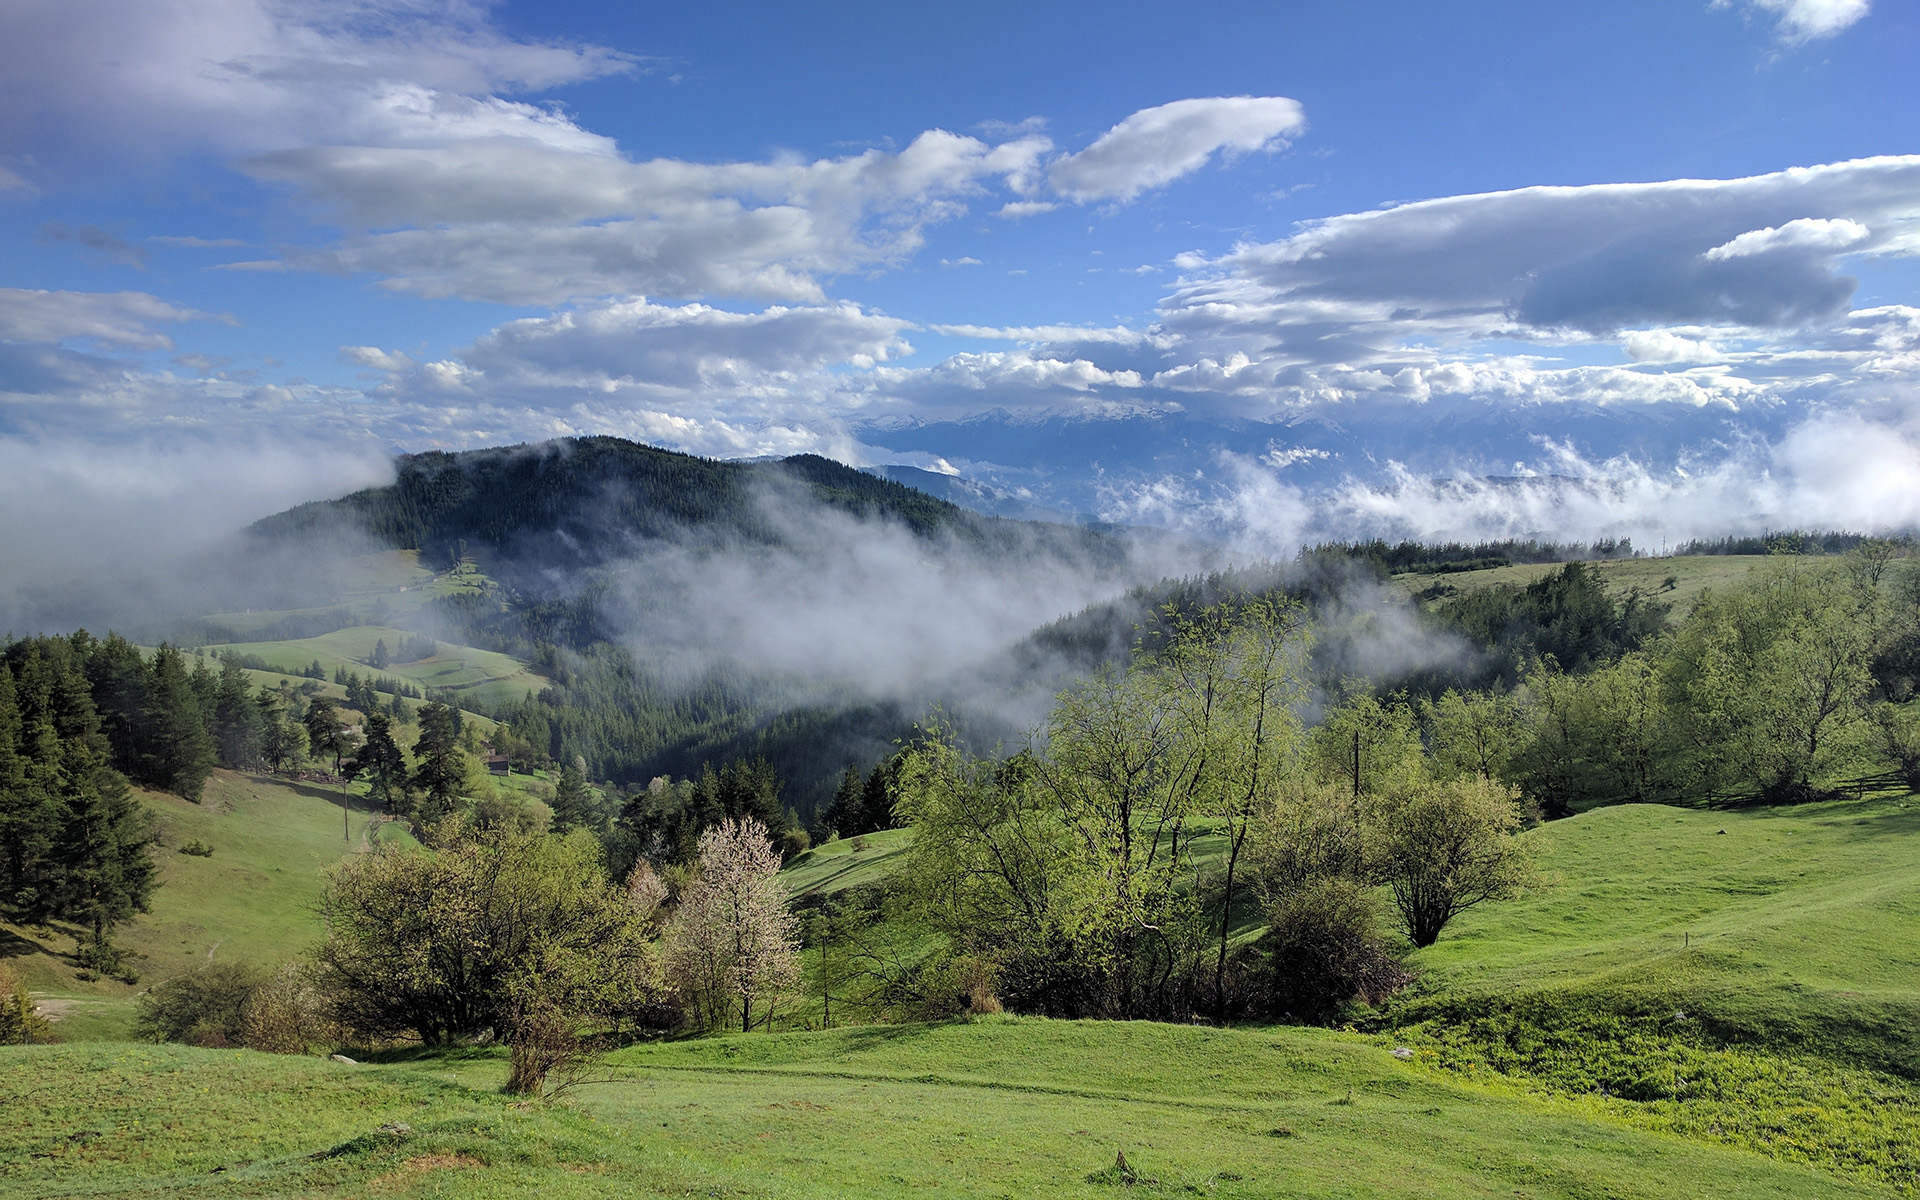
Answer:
(0, 0, 1911, 554)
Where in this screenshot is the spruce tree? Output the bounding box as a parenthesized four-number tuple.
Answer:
(85, 633, 150, 781)
(303, 698, 349, 776)
(0, 667, 56, 920)
(258, 691, 304, 774)
(146, 645, 215, 802)
(411, 702, 467, 823)
(821, 766, 861, 839)
(349, 712, 412, 815)
(857, 760, 896, 833)
(550, 757, 595, 833)
(2, 640, 155, 964)
(212, 658, 264, 769)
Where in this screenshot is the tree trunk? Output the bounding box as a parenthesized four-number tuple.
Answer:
(1212, 817, 1247, 1020)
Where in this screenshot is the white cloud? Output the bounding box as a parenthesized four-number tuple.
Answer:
(1107, 411, 1920, 553)
(1174, 157, 1920, 342)
(1620, 329, 1720, 362)
(1723, 0, 1871, 42)
(0, 0, 634, 167)
(239, 128, 1054, 304)
(456, 297, 914, 392)
(996, 200, 1059, 219)
(1048, 96, 1305, 203)
(339, 345, 414, 371)
(0, 288, 230, 350)
(1704, 216, 1872, 260)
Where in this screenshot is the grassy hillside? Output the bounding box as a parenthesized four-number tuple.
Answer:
(1394, 553, 1774, 609)
(199, 624, 546, 709)
(1, 771, 410, 1042)
(11, 752, 1920, 1194)
(1394, 789, 1920, 1079)
(781, 827, 913, 898)
(198, 549, 490, 638)
(5, 1020, 1894, 1199)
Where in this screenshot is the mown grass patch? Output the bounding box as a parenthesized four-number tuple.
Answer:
(781, 827, 913, 898)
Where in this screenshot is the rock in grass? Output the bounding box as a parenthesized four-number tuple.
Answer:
(330, 1053, 358, 1064)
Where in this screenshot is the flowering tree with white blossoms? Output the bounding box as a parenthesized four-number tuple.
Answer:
(663, 817, 801, 1032)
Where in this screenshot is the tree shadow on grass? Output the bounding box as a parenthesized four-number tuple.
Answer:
(0, 925, 47, 961)
(271, 777, 386, 815)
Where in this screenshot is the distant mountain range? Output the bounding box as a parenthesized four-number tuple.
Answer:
(854, 399, 1791, 520)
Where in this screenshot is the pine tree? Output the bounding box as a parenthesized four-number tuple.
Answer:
(0, 667, 56, 920)
(257, 691, 305, 774)
(857, 760, 896, 833)
(303, 698, 349, 776)
(85, 633, 150, 781)
(550, 757, 595, 833)
(820, 766, 861, 839)
(370, 639, 390, 670)
(349, 712, 412, 815)
(212, 658, 264, 769)
(54, 741, 156, 970)
(1, 640, 154, 965)
(411, 702, 467, 823)
(146, 645, 215, 802)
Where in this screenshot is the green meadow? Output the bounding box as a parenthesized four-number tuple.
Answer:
(1, 772, 414, 1043)
(201, 625, 546, 710)
(10, 764, 1920, 1195)
(1394, 553, 1773, 609)
(4, 1017, 1897, 1199)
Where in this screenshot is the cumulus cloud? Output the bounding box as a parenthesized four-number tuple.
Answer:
(1048, 96, 1305, 202)
(457, 298, 914, 391)
(1722, 0, 1871, 42)
(2, 3, 1310, 307)
(340, 345, 414, 371)
(0, 0, 635, 166)
(0, 288, 230, 350)
(1704, 216, 1872, 260)
(240, 129, 1053, 304)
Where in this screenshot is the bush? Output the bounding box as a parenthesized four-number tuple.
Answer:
(313, 822, 657, 1052)
(0, 963, 55, 1044)
(133, 962, 266, 1047)
(242, 962, 337, 1054)
(1259, 879, 1410, 1024)
(178, 839, 214, 857)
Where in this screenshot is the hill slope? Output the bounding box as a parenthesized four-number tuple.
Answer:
(5, 1020, 1894, 1199)
(249, 437, 1119, 573)
(3, 770, 408, 1041)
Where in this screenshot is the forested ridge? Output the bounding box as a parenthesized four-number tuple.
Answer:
(248, 436, 1117, 569)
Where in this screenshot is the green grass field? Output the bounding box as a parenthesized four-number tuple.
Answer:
(1, 771, 413, 1042)
(1394, 554, 1774, 610)
(12, 549, 1920, 1195)
(10, 781, 1920, 1195)
(202, 625, 546, 710)
(199, 550, 491, 637)
(4, 1018, 1897, 1199)
(781, 827, 913, 898)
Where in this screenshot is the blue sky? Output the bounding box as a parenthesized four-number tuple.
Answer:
(4, 0, 1920, 545)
